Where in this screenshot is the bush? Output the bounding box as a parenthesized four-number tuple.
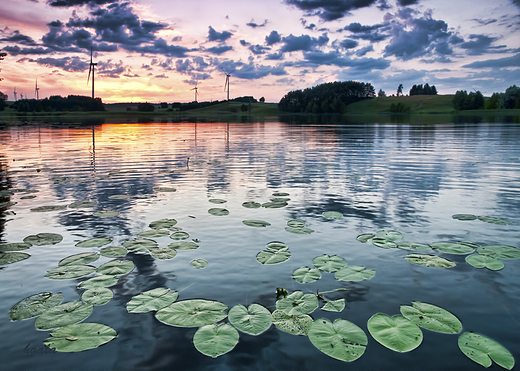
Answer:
(137, 102, 155, 112)
(390, 102, 410, 113)
(452, 90, 484, 110)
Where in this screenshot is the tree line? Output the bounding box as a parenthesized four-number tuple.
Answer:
(453, 85, 520, 111)
(8, 95, 105, 113)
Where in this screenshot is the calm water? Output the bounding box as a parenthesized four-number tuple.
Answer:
(0, 120, 519, 371)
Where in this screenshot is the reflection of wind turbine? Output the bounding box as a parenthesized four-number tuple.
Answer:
(221, 68, 233, 101)
(13, 87, 17, 101)
(87, 47, 97, 99)
(20, 93, 24, 100)
(34, 79, 40, 100)
(190, 85, 198, 102)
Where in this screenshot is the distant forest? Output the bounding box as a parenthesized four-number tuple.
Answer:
(409, 83, 437, 96)
(8, 95, 104, 112)
(453, 85, 520, 110)
(278, 81, 375, 113)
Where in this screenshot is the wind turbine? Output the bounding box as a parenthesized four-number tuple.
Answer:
(13, 87, 17, 101)
(20, 93, 24, 100)
(190, 85, 198, 102)
(87, 47, 97, 99)
(221, 68, 233, 101)
(34, 79, 40, 100)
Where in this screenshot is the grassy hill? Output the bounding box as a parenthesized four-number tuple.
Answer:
(345, 95, 457, 114)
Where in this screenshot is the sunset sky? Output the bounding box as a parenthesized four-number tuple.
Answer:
(0, 0, 519, 103)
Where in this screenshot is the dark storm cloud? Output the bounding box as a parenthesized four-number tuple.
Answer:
(30, 56, 88, 71)
(0, 31, 38, 46)
(459, 34, 506, 55)
(47, 0, 117, 7)
(280, 33, 328, 53)
(397, 0, 419, 6)
(207, 26, 232, 42)
(246, 19, 268, 28)
(3, 45, 50, 55)
(284, 0, 379, 21)
(265, 30, 281, 45)
(462, 53, 520, 68)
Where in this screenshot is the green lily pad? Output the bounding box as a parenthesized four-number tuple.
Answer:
(243, 220, 271, 227)
(68, 201, 98, 209)
(44, 323, 117, 352)
(127, 288, 179, 313)
(357, 233, 375, 243)
(30, 205, 67, 212)
(287, 220, 305, 228)
(81, 288, 113, 306)
(35, 301, 93, 330)
(377, 230, 403, 241)
(0, 252, 30, 265)
(168, 241, 199, 250)
(308, 318, 367, 362)
(322, 211, 343, 219)
(431, 242, 475, 255)
(262, 201, 287, 208)
(97, 260, 134, 276)
(285, 227, 314, 235)
(321, 299, 346, 313)
(335, 266, 375, 282)
(209, 199, 227, 204)
(191, 259, 208, 269)
(23, 233, 63, 246)
(138, 230, 170, 238)
(149, 218, 178, 230)
(100, 246, 127, 258)
(123, 238, 158, 253)
(228, 304, 272, 336)
(367, 314, 423, 353)
(193, 323, 239, 358)
(459, 241, 480, 249)
(272, 192, 290, 197)
(9, 292, 64, 321)
(452, 214, 477, 221)
(75, 237, 112, 248)
(108, 194, 131, 200)
(400, 302, 462, 334)
(242, 201, 261, 209)
(276, 291, 318, 315)
(78, 275, 118, 289)
(208, 208, 229, 216)
(271, 309, 313, 335)
(397, 242, 431, 252)
(151, 248, 178, 260)
(404, 254, 456, 268)
(256, 250, 291, 265)
(478, 216, 511, 225)
(170, 231, 190, 240)
(466, 254, 505, 271)
(59, 253, 99, 266)
(0, 242, 32, 252)
(292, 267, 322, 283)
(46, 265, 96, 280)
(477, 245, 520, 260)
(372, 238, 398, 249)
(154, 187, 177, 192)
(266, 241, 289, 252)
(155, 299, 228, 327)
(92, 209, 119, 217)
(458, 332, 515, 370)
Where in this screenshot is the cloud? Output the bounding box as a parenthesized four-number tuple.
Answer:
(280, 33, 328, 53)
(284, 0, 379, 21)
(3, 45, 51, 56)
(30, 56, 88, 71)
(343, 22, 389, 42)
(246, 19, 268, 28)
(265, 30, 281, 45)
(355, 45, 373, 56)
(249, 44, 270, 55)
(97, 59, 126, 77)
(462, 53, 520, 68)
(154, 74, 168, 78)
(208, 26, 232, 42)
(0, 30, 38, 46)
(232, 62, 287, 79)
(301, 50, 390, 70)
(459, 34, 506, 55)
(340, 38, 358, 49)
(126, 38, 191, 57)
(397, 0, 420, 5)
(47, 0, 117, 6)
(205, 45, 233, 55)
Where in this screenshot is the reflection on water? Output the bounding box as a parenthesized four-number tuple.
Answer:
(0, 120, 519, 371)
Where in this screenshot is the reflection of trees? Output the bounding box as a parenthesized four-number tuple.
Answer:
(0, 153, 13, 242)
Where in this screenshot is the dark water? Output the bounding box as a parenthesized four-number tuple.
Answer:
(0, 121, 519, 371)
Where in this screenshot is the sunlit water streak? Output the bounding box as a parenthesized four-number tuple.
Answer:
(0, 121, 519, 371)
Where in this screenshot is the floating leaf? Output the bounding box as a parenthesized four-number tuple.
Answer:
(170, 231, 190, 240)
(100, 246, 127, 258)
(322, 211, 343, 219)
(466, 254, 504, 271)
(400, 302, 462, 334)
(335, 266, 375, 282)
(276, 291, 318, 315)
(193, 323, 239, 358)
(452, 214, 477, 221)
(459, 241, 480, 249)
(81, 288, 113, 306)
(242, 201, 261, 209)
(59, 252, 99, 266)
(292, 267, 321, 283)
(30, 205, 67, 212)
(287, 220, 305, 228)
(228, 304, 272, 335)
(431, 242, 475, 255)
(458, 332, 515, 370)
(138, 230, 169, 238)
(477, 245, 520, 260)
(367, 314, 423, 353)
(209, 199, 227, 204)
(68, 201, 97, 209)
(44, 323, 117, 353)
(75, 237, 112, 248)
(0, 242, 32, 252)
(155, 299, 227, 327)
(242, 220, 271, 227)
(262, 201, 287, 208)
(191, 259, 208, 269)
(266, 241, 289, 252)
(313, 255, 347, 273)
(154, 187, 177, 192)
(357, 233, 375, 243)
(123, 238, 158, 253)
(271, 309, 312, 335)
(23, 233, 63, 246)
(127, 288, 179, 313)
(285, 227, 314, 235)
(149, 218, 178, 230)
(308, 318, 367, 362)
(272, 192, 289, 197)
(256, 250, 291, 265)
(168, 241, 199, 250)
(321, 299, 346, 312)
(35, 301, 93, 330)
(208, 208, 229, 216)
(404, 254, 456, 268)
(397, 242, 431, 252)
(46, 265, 96, 280)
(108, 194, 131, 200)
(376, 230, 403, 241)
(372, 238, 397, 249)
(151, 248, 177, 260)
(92, 210, 119, 217)
(97, 260, 134, 276)
(478, 216, 511, 225)
(0, 252, 30, 265)
(78, 275, 118, 289)
(9, 292, 64, 321)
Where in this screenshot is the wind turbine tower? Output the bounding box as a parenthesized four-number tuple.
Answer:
(34, 79, 40, 100)
(190, 86, 198, 102)
(222, 68, 232, 101)
(87, 47, 97, 99)
(13, 87, 17, 101)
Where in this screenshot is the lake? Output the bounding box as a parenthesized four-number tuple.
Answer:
(0, 119, 519, 371)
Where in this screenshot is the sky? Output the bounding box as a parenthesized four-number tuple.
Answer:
(0, 0, 519, 103)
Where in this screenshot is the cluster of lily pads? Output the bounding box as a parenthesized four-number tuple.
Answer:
(453, 214, 511, 225)
(356, 230, 520, 271)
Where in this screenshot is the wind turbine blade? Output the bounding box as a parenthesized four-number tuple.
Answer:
(87, 66, 92, 84)
(90, 46, 93, 63)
